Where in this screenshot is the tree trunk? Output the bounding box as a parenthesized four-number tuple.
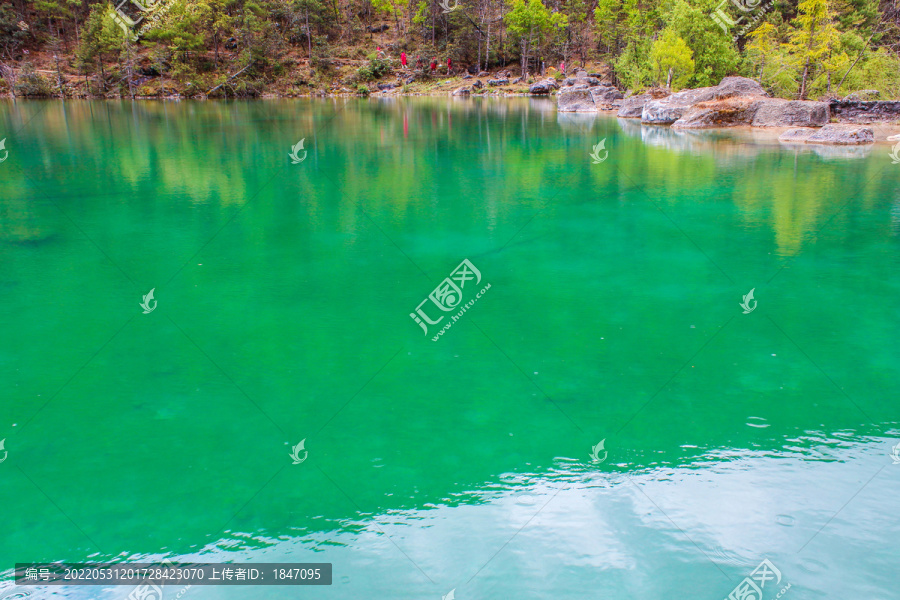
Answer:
(126, 40, 134, 99)
(799, 23, 816, 100)
(485, 4, 492, 70)
(305, 9, 312, 58)
(799, 56, 809, 99)
(476, 34, 482, 73)
(520, 38, 526, 78)
(54, 49, 64, 96)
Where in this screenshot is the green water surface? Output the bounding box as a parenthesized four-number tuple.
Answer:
(1, 98, 899, 600)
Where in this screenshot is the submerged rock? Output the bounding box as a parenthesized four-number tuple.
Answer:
(807, 124, 875, 144)
(778, 128, 817, 142)
(779, 124, 875, 144)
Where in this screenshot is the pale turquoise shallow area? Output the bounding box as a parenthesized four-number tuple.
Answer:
(0, 98, 899, 599)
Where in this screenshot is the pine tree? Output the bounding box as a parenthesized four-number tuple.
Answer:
(788, 0, 840, 98)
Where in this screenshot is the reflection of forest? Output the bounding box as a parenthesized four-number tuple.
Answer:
(614, 117, 892, 256)
(0, 100, 892, 259)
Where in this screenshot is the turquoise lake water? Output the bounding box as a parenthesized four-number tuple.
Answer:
(0, 98, 899, 599)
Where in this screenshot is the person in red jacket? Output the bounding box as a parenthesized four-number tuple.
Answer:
(447, 57, 452, 74)
(401, 51, 407, 68)
(430, 59, 437, 73)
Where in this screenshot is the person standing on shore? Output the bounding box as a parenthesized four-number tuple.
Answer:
(401, 51, 407, 68)
(430, 59, 437, 74)
(447, 57, 452, 75)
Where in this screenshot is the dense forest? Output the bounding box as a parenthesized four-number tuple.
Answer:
(0, 0, 899, 99)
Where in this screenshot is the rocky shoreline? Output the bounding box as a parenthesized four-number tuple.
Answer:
(551, 72, 900, 145)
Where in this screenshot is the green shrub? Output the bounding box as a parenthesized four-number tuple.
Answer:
(310, 54, 332, 73)
(356, 84, 370, 96)
(839, 48, 900, 99)
(355, 57, 392, 82)
(14, 62, 52, 97)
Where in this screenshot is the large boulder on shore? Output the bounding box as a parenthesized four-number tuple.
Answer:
(529, 79, 559, 94)
(641, 76, 767, 124)
(672, 97, 763, 128)
(590, 85, 624, 108)
(716, 76, 769, 99)
(452, 86, 471, 96)
(751, 99, 829, 127)
(618, 94, 651, 117)
(561, 72, 602, 88)
(617, 88, 670, 118)
(673, 97, 829, 128)
(829, 100, 900, 123)
(558, 88, 596, 112)
(779, 124, 875, 145)
(642, 87, 720, 124)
